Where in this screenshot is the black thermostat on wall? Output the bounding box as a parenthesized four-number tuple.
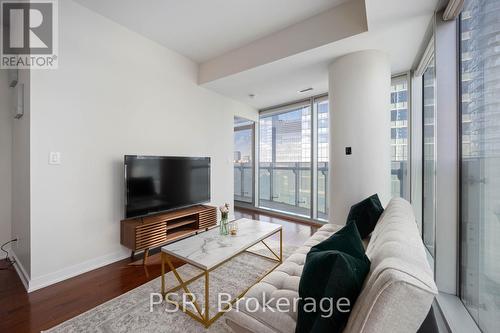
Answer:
(345, 147, 352, 155)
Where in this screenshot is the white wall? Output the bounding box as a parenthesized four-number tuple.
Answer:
(11, 69, 31, 282)
(27, 0, 256, 289)
(0, 70, 12, 247)
(328, 50, 391, 224)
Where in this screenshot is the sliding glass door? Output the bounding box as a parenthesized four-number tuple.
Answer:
(460, 1, 500, 331)
(259, 96, 329, 220)
(234, 117, 254, 204)
(259, 105, 312, 217)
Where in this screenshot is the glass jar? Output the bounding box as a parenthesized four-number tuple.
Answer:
(219, 213, 229, 235)
(228, 220, 238, 236)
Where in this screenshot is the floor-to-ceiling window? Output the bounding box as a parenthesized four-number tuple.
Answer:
(460, 1, 500, 331)
(259, 96, 329, 221)
(234, 117, 255, 204)
(391, 75, 410, 199)
(423, 55, 436, 256)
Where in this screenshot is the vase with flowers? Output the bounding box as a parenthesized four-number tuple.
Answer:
(219, 203, 230, 235)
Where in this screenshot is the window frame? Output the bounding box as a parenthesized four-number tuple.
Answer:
(313, 95, 330, 221)
(421, 55, 437, 258)
(418, 9, 481, 333)
(458, 6, 465, 310)
(234, 120, 256, 206)
(391, 72, 412, 201)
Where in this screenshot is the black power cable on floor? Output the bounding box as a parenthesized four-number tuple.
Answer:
(0, 239, 18, 270)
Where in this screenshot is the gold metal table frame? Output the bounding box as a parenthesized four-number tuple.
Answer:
(160, 228, 282, 328)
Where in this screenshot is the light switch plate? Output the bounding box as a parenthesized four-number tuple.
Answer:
(49, 152, 61, 165)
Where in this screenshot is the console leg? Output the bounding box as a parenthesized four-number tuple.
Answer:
(142, 248, 150, 265)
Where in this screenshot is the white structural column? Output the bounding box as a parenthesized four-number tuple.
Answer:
(328, 50, 391, 224)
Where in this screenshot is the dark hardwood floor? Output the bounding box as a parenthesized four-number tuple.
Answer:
(0, 207, 319, 333)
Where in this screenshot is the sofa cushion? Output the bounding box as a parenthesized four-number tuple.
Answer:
(296, 223, 371, 333)
(226, 223, 343, 333)
(225, 198, 438, 333)
(347, 194, 384, 238)
(344, 198, 438, 333)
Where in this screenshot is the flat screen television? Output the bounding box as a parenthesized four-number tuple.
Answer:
(124, 155, 210, 219)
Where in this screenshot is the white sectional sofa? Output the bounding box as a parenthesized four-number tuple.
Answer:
(225, 198, 438, 333)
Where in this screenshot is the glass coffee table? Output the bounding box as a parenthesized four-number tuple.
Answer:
(160, 218, 282, 328)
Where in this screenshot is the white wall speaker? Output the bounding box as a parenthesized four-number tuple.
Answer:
(14, 83, 24, 119)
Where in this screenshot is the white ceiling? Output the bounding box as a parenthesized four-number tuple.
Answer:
(75, 0, 439, 110)
(74, 0, 349, 62)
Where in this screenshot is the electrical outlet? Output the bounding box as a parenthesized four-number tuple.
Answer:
(49, 152, 61, 165)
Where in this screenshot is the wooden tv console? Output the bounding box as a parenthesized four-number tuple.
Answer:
(120, 205, 217, 264)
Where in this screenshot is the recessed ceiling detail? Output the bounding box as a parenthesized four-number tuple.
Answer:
(198, 0, 367, 84)
(74, 0, 439, 109)
(201, 0, 439, 109)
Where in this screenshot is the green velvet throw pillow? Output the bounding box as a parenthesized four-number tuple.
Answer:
(296, 222, 371, 333)
(347, 194, 384, 239)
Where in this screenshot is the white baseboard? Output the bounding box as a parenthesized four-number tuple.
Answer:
(27, 249, 130, 292)
(11, 251, 30, 291)
(10, 249, 130, 293)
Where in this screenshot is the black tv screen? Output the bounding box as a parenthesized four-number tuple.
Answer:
(124, 156, 210, 219)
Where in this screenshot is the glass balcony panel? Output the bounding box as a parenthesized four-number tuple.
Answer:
(259, 167, 271, 201)
(317, 162, 328, 220)
(242, 165, 253, 200)
(234, 166, 242, 196)
(272, 167, 296, 206)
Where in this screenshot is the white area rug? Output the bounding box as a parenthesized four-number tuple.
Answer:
(45, 242, 295, 333)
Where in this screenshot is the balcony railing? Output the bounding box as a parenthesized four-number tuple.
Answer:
(236, 161, 406, 220)
(391, 160, 408, 199)
(234, 162, 253, 203)
(257, 162, 328, 220)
